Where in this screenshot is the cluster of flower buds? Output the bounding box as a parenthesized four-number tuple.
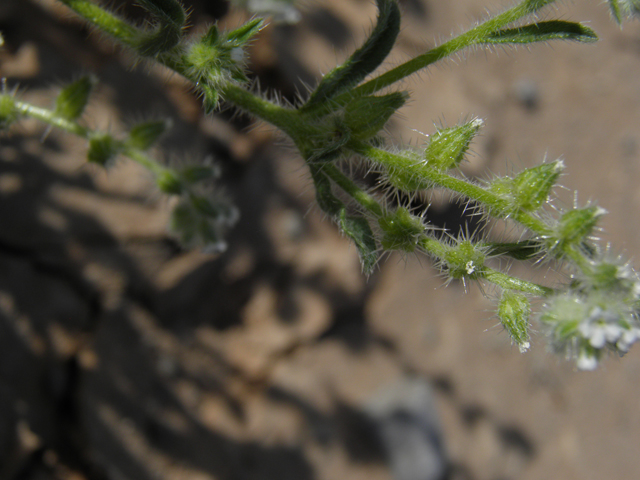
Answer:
(158, 161, 239, 253)
(185, 19, 263, 112)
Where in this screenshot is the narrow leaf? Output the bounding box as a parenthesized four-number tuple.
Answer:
(484, 21, 597, 44)
(340, 211, 378, 275)
(311, 166, 378, 274)
(303, 0, 400, 110)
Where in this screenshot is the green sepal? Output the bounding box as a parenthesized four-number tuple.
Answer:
(303, 0, 400, 110)
(378, 207, 424, 252)
(311, 166, 378, 274)
(127, 119, 171, 150)
(0, 93, 19, 130)
(54, 76, 95, 121)
(344, 91, 408, 140)
(87, 133, 120, 166)
(607, 0, 640, 23)
(498, 290, 531, 353)
(609, 0, 624, 23)
(226, 18, 264, 45)
(202, 24, 220, 46)
(201, 84, 220, 114)
(484, 21, 597, 45)
(425, 118, 483, 171)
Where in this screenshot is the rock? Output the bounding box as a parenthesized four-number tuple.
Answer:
(364, 377, 447, 480)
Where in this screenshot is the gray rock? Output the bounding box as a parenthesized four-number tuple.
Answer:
(364, 377, 447, 480)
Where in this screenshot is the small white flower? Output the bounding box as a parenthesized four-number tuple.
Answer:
(577, 351, 598, 371)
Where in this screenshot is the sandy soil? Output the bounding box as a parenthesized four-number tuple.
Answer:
(1, 0, 640, 479)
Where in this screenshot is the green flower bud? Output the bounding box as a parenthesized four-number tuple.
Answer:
(0, 93, 19, 130)
(512, 160, 563, 211)
(549, 205, 606, 253)
(425, 118, 483, 171)
(498, 291, 531, 352)
(378, 207, 424, 252)
(55, 76, 95, 121)
(127, 119, 172, 151)
(444, 240, 486, 279)
(156, 169, 183, 195)
(489, 160, 564, 213)
(87, 133, 120, 166)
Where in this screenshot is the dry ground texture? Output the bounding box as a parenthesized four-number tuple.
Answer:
(1, 0, 640, 479)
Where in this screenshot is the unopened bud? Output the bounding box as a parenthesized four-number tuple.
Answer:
(425, 118, 483, 171)
(498, 291, 531, 352)
(55, 76, 95, 121)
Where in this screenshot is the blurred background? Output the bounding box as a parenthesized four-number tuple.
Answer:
(1, 0, 640, 479)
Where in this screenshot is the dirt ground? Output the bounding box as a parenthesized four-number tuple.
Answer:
(1, 0, 640, 479)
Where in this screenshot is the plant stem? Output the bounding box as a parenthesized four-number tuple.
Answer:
(323, 161, 553, 295)
(14, 99, 167, 177)
(351, 140, 552, 233)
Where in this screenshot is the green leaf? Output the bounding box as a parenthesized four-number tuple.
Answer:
(484, 21, 597, 44)
(303, 0, 401, 111)
(311, 166, 378, 274)
(55, 76, 95, 121)
(340, 212, 378, 275)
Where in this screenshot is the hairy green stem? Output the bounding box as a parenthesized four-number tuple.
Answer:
(323, 162, 552, 295)
(302, 0, 558, 118)
(57, 0, 138, 43)
(14, 99, 167, 176)
(351, 140, 552, 234)
(322, 164, 384, 217)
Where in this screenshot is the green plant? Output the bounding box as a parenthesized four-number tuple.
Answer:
(1, 0, 638, 370)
